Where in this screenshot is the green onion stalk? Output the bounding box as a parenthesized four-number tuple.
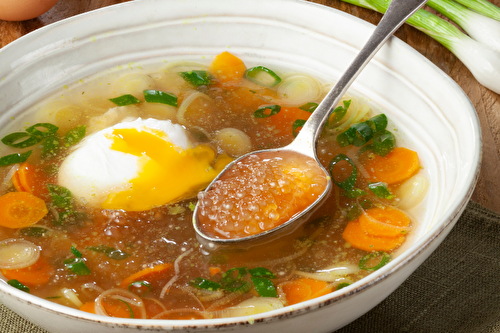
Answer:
(454, 0, 500, 22)
(340, 0, 500, 94)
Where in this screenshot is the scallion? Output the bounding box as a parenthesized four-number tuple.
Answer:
(372, 129, 395, 157)
(251, 277, 278, 297)
(249, 267, 276, 279)
(253, 105, 281, 118)
(179, 70, 212, 87)
(359, 252, 391, 271)
(368, 182, 395, 199)
(328, 154, 358, 191)
(47, 184, 73, 210)
(143, 89, 178, 107)
(26, 123, 59, 138)
(299, 102, 319, 113)
(1, 132, 40, 148)
(86, 245, 129, 260)
(244, 66, 282, 87)
(190, 277, 222, 291)
(64, 125, 86, 147)
(0, 151, 32, 167)
(292, 119, 307, 137)
(109, 94, 141, 106)
(8, 279, 29, 293)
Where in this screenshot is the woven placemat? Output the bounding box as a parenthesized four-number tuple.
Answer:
(1, 200, 499, 333)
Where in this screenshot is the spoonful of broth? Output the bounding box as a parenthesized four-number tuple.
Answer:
(193, 0, 429, 246)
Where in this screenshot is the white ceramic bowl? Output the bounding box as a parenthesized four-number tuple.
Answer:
(0, 0, 481, 332)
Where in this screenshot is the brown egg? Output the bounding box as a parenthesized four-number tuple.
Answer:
(0, 0, 59, 21)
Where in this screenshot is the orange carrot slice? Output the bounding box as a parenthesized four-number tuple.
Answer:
(1, 256, 54, 286)
(210, 51, 246, 84)
(363, 147, 420, 184)
(358, 207, 410, 238)
(79, 301, 96, 314)
(209, 267, 221, 277)
(0, 192, 48, 228)
(81, 299, 136, 318)
(342, 220, 405, 252)
(282, 278, 332, 305)
(119, 263, 172, 289)
(12, 162, 50, 198)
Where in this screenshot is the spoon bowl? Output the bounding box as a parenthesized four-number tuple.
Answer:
(193, 0, 429, 247)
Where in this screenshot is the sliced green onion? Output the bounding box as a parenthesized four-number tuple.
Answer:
(143, 90, 178, 107)
(0, 151, 32, 167)
(190, 277, 221, 291)
(249, 267, 276, 279)
(299, 102, 318, 113)
(179, 70, 212, 86)
(359, 252, 391, 271)
(251, 277, 277, 297)
(253, 105, 281, 118)
(117, 299, 134, 318)
(128, 281, 151, 295)
(19, 227, 50, 238)
(337, 122, 373, 147)
(347, 204, 362, 221)
(336, 282, 350, 290)
(53, 211, 86, 226)
(328, 154, 357, 191)
(360, 199, 373, 210)
(372, 130, 396, 157)
(109, 94, 141, 106)
(87, 245, 129, 260)
(8, 279, 29, 293)
(331, 100, 351, 124)
(26, 123, 59, 138)
(244, 66, 282, 87)
(41, 134, 60, 159)
(366, 114, 388, 132)
(1, 132, 40, 148)
(368, 182, 395, 199)
(47, 184, 72, 209)
(344, 188, 367, 199)
(71, 246, 83, 258)
(64, 257, 91, 275)
(292, 119, 306, 137)
(64, 125, 86, 147)
(222, 267, 249, 283)
(224, 280, 251, 293)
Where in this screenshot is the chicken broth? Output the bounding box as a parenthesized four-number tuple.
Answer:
(0, 52, 427, 319)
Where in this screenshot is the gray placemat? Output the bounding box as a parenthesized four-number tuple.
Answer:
(1, 200, 499, 333)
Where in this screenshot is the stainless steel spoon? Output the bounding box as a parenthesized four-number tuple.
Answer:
(193, 0, 429, 248)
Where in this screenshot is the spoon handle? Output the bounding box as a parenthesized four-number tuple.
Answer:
(291, 0, 429, 155)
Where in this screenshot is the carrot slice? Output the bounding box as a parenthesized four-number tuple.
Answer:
(119, 263, 172, 289)
(12, 162, 50, 198)
(363, 147, 420, 184)
(209, 267, 221, 277)
(210, 51, 246, 84)
(81, 299, 136, 318)
(282, 278, 332, 305)
(0, 192, 48, 228)
(79, 301, 96, 314)
(342, 220, 405, 252)
(358, 207, 410, 238)
(268, 107, 312, 139)
(1, 256, 54, 286)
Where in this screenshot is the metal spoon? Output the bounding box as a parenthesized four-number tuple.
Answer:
(193, 0, 429, 248)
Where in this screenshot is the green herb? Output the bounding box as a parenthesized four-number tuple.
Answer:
(188, 202, 196, 211)
(19, 227, 50, 238)
(337, 122, 373, 147)
(372, 130, 395, 157)
(47, 184, 73, 210)
(128, 281, 151, 295)
(109, 94, 141, 106)
(292, 119, 306, 137)
(71, 246, 83, 258)
(190, 277, 222, 291)
(253, 105, 281, 118)
(347, 204, 362, 221)
(222, 267, 249, 284)
(26, 123, 59, 138)
(87, 245, 130, 260)
(117, 299, 134, 318)
(331, 100, 351, 124)
(143, 90, 178, 107)
(249, 267, 276, 279)
(41, 134, 60, 159)
(64, 125, 86, 147)
(179, 70, 212, 86)
(366, 114, 388, 133)
(336, 282, 350, 290)
(251, 277, 277, 297)
(368, 182, 395, 199)
(343, 188, 366, 199)
(299, 102, 319, 113)
(64, 257, 91, 275)
(0, 151, 32, 167)
(1, 132, 40, 148)
(359, 252, 391, 271)
(8, 279, 29, 293)
(244, 66, 282, 87)
(360, 199, 373, 210)
(328, 154, 358, 191)
(224, 280, 251, 293)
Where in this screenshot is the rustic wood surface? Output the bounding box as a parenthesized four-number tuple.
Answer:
(1, 0, 499, 213)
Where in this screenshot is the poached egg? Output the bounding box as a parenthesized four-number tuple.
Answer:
(58, 118, 230, 211)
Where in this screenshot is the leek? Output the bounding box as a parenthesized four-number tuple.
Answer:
(341, 0, 500, 94)
(454, 0, 500, 22)
(427, 0, 500, 52)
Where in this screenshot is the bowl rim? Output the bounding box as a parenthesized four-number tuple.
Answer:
(0, 0, 482, 329)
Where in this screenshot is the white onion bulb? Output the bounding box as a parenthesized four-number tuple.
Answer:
(0, 239, 40, 270)
(395, 174, 429, 210)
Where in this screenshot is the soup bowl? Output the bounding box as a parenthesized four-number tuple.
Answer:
(0, 0, 481, 332)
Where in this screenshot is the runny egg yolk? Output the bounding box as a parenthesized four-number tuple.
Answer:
(101, 128, 231, 211)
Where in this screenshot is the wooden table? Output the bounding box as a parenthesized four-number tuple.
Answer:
(1, 0, 499, 213)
